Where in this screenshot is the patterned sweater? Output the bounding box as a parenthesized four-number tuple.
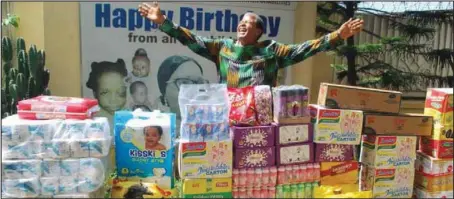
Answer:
(159, 18, 343, 88)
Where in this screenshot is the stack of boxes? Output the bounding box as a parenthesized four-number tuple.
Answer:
(316, 83, 435, 198)
(414, 88, 453, 198)
(178, 86, 233, 198)
(272, 86, 319, 198)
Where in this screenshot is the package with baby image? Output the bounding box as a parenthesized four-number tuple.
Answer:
(114, 109, 176, 189)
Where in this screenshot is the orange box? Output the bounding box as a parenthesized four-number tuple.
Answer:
(363, 113, 433, 136)
(419, 137, 454, 159)
(320, 161, 359, 185)
(414, 172, 453, 192)
(317, 83, 402, 114)
(424, 88, 453, 128)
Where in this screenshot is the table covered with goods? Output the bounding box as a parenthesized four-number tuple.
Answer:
(1, 83, 452, 198)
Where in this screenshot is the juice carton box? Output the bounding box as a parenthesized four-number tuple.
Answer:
(309, 104, 363, 145)
(181, 178, 232, 198)
(317, 83, 402, 114)
(179, 140, 232, 179)
(320, 161, 359, 185)
(424, 88, 453, 129)
(363, 113, 433, 136)
(414, 172, 453, 192)
(419, 136, 453, 159)
(360, 165, 414, 198)
(413, 186, 454, 199)
(415, 152, 453, 176)
(114, 110, 176, 189)
(360, 135, 417, 168)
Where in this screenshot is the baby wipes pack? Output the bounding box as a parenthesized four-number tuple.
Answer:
(114, 110, 176, 189)
(1, 115, 111, 160)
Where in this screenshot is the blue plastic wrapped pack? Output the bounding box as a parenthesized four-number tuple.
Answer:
(178, 84, 230, 142)
(114, 109, 176, 189)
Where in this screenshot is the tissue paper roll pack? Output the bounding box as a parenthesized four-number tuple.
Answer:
(1, 116, 111, 160)
(1, 158, 106, 197)
(114, 110, 176, 189)
(17, 96, 99, 120)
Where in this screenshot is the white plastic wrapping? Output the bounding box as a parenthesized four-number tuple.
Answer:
(1, 158, 105, 198)
(178, 84, 230, 142)
(1, 115, 111, 160)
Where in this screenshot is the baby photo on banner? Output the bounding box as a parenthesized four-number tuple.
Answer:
(79, 2, 295, 133)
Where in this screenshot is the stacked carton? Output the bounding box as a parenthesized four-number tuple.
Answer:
(316, 83, 434, 198)
(414, 88, 453, 198)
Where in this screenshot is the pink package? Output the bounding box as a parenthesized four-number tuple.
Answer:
(17, 96, 99, 120)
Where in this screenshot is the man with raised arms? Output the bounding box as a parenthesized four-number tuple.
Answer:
(138, 2, 364, 88)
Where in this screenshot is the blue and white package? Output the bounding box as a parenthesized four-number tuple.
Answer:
(114, 109, 176, 189)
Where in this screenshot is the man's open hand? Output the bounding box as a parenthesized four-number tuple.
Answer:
(138, 2, 165, 25)
(337, 18, 364, 39)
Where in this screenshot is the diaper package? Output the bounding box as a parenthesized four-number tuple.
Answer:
(114, 110, 176, 189)
(182, 178, 233, 198)
(179, 140, 233, 178)
(1, 158, 105, 198)
(1, 115, 111, 160)
(360, 135, 417, 168)
(309, 104, 363, 145)
(17, 96, 99, 120)
(360, 165, 414, 198)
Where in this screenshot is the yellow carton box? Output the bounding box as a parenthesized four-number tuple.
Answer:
(179, 140, 232, 178)
(360, 166, 414, 198)
(414, 172, 453, 192)
(182, 178, 232, 198)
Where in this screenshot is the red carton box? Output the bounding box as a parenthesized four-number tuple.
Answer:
(419, 136, 453, 159)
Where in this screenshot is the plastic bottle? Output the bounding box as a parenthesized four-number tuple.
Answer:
(278, 167, 286, 185)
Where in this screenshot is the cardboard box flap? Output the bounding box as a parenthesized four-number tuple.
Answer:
(363, 113, 433, 136)
(320, 83, 402, 94)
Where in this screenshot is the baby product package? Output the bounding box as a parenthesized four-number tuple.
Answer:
(309, 104, 363, 145)
(181, 178, 232, 198)
(317, 83, 402, 114)
(360, 165, 414, 198)
(110, 179, 175, 198)
(1, 115, 111, 160)
(232, 125, 276, 148)
(360, 135, 417, 168)
(320, 161, 359, 185)
(179, 140, 232, 179)
(275, 123, 312, 146)
(276, 142, 314, 165)
(17, 96, 99, 120)
(178, 84, 230, 141)
(234, 146, 276, 169)
(272, 85, 310, 124)
(424, 88, 453, 128)
(114, 110, 176, 189)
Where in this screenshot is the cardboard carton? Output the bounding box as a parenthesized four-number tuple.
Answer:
(317, 83, 402, 114)
(360, 135, 417, 168)
(363, 113, 433, 136)
(424, 88, 453, 127)
(182, 178, 232, 198)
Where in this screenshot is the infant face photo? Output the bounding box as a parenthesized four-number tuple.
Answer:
(130, 81, 148, 104)
(132, 57, 150, 78)
(144, 126, 166, 151)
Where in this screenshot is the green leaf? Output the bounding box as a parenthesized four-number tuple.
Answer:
(1, 14, 20, 28)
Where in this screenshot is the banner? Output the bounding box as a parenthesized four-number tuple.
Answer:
(80, 2, 295, 132)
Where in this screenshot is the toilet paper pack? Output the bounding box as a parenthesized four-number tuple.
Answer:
(114, 110, 176, 189)
(2, 178, 41, 198)
(1, 115, 111, 160)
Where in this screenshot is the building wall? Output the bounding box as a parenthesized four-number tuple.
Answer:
(6, 2, 425, 113)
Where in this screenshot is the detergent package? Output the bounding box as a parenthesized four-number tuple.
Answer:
(17, 96, 99, 120)
(114, 110, 176, 189)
